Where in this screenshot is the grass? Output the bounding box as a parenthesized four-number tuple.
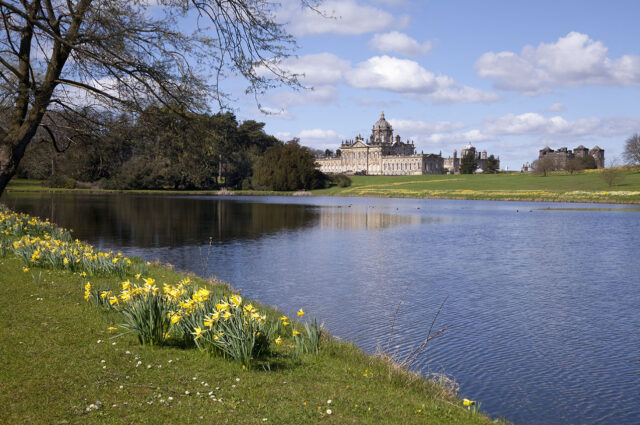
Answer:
(311, 168, 640, 203)
(5, 168, 640, 203)
(0, 257, 505, 424)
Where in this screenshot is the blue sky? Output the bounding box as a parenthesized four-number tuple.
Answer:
(233, 0, 640, 170)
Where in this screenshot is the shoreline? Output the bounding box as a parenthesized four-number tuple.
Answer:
(0, 205, 505, 424)
(4, 185, 640, 205)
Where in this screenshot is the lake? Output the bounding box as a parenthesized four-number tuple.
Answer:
(3, 192, 639, 425)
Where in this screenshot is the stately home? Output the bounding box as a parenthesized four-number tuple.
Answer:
(538, 145, 605, 169)
(315, 112, 499, 175)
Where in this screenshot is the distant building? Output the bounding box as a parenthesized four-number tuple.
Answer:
(442, 143, 499, 174)
(315, 112, 499, 175)
(538, 145, 605, 169)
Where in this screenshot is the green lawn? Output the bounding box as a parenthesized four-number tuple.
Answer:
(311, 169, 640, 203)
(0, 255, 505, 424)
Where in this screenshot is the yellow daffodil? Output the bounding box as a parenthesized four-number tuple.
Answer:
(100, 291, 111, 299)
(107, 326, 117, 332)
(109, 296, 119, 306)
(198, 288, 211, 300)
(135, 273, 141, 279)
(230, 294, 242, 307)
(120, 290, 131, 302)
(275, 337, 282, 345)
(204, 314, 217, 328)
(297, 308, 305, 317)
(292, 330, 300, 336)
(462, 399, 475, 406)
(222, 311, 232, 320)
(215, 301, 229, 312)
(192, 327, 205, 340)
(22, 267, 29, 273)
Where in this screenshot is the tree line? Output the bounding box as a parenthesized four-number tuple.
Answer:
(16, 106, 344, 191)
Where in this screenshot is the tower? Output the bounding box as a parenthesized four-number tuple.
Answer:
(370, 111, 393, 144)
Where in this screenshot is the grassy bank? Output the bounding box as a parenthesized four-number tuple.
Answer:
(0, 206, 504, 424)
(312, 168, 640, 203)
(5, 168, 640, 203)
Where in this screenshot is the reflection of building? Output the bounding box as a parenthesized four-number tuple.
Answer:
(316, 112, 498, 175)
(318, 206, 422, 230)
(538, 145, 604, 169)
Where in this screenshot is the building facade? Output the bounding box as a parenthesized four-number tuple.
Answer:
(316, 112, 498, 175)
(538, 145, 605, 169)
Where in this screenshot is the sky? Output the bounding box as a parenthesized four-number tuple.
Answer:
(232, 0, 640, 170)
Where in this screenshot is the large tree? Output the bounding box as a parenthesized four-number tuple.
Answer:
(0, 0, 312, 195)
(460, 151, 477, 174)
(623, 133, 640, 165)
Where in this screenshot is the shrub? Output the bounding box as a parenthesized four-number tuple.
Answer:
(43, 175, 76, 189)
(330, 174, 352, 187)
(252, 139, 329, 191)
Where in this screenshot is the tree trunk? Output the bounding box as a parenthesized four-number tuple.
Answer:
(0, 121, 41, 196)
(0, 139, 26, 195)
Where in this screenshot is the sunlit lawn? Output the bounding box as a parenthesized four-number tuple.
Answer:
(0, 254, 504, 424)
(312, 169, 640, 203)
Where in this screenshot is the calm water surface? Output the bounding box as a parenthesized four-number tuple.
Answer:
(3, 193, 639, 425)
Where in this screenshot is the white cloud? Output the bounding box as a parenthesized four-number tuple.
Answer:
(281, 0, 395, 36)
(369, 31, 432, 56)
(257, 53, 347, 110)
(484, 113, 601, 136)
(475, 32, 640, 95)
(547, 103, 565, 113)
(269, 85, 339, 107)
(255, 53, 349, 86)
(277, 128, 346, 149)
(345, 55, 499, 103)
(346, 55, 437, 91)
(389, 119, 466, 134)
(280, 53, 350, 85)
(421, 129, 491, 145)
(383, 113, 640, 154)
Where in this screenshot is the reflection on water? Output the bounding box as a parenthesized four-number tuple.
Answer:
(2, 194, 429, 248)
(3, 192, 640, 425)
(317, 205, 440, 230)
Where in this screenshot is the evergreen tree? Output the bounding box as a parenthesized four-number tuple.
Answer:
(485, 155, 499, 173)
(460, 152, 478, 174)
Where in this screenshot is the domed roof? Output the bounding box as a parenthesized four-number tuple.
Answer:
(373, 111, 392, 131)
(464, 142, 474, 150)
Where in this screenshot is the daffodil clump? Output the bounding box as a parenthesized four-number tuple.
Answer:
(188, 294, 271, 366)
(0, 205, 71, 241)
(84, 275, 322, 367)
(0, 205, 143, 276)
(11, 234, 138, 276)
